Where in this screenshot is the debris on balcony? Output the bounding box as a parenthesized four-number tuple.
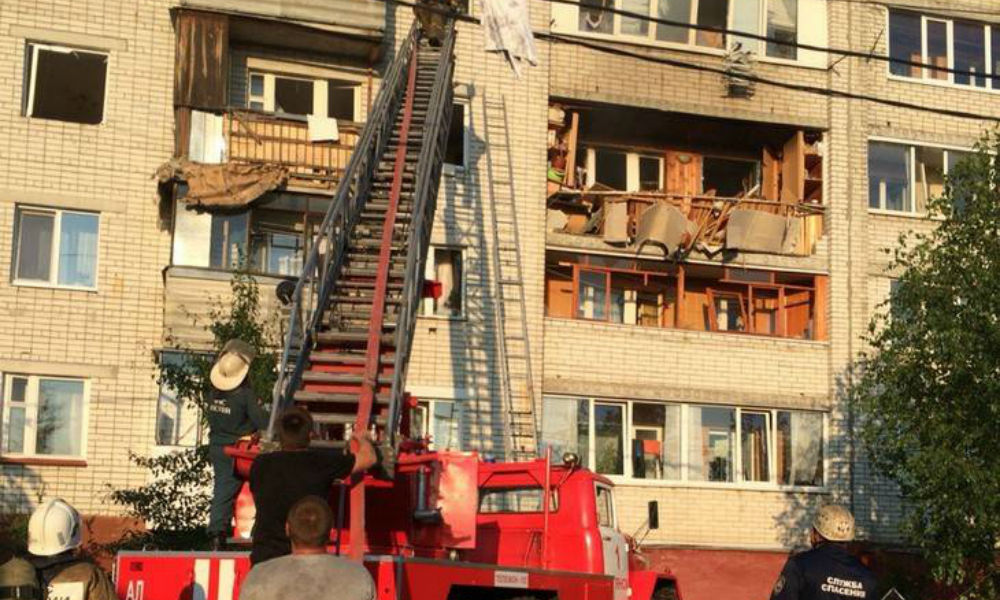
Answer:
(156, 159, 288, 208)
(545, 103, 826, 257)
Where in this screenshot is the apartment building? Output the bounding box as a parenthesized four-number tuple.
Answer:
(2, 0, 997, 598)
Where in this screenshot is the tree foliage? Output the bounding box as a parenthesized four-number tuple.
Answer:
(854, 132, 1000, 598)
(107, 270, 278, 550)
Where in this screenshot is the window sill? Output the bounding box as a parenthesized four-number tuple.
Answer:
(11, 280, 98, 293)
(887, 73, 999, 95)
(605, 476, 828, 493)
(552, 28, 824, 70)
(867, 208, 931, 220)
(1, 455, 87, 467)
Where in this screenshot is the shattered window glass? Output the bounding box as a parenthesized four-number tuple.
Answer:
(27, 44, 107, 124)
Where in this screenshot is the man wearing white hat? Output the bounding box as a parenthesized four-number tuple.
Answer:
(770, 505, 879, 600)
(205, 339, 270, 547)
(24, 499, 117, 600)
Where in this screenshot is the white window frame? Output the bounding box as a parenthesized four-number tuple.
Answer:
(867, 137, 972, 216)
(12, 206, 100, 292)
(246, 69, 363, 121)
(1, 374, 90, 460)
(569, 0, 804, 65)
(543, 395, 827, 491)
(24, 42, 110, 124)
(887, 9, 1000, 93)
(413, 398, 463, 450)
(585, 148, 664, 191)
(443, 99, 471, 174)
(421, 245, 466, 320)
(153, 351, 207, 452)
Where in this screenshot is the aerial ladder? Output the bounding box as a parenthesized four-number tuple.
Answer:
(264, 20, 457, 558)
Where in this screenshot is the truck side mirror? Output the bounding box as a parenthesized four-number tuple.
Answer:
(648, 501, 659, 530)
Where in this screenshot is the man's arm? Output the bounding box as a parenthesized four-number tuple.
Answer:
(770, 558, 803, 600)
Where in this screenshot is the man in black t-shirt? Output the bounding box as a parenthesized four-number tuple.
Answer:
(249, 407, 377, 565)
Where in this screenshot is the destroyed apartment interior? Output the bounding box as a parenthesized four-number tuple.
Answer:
(545, 102, 828, 340)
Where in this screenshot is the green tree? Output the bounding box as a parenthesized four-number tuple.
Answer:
(107, 270, 278, 550)
(854, 133, 1000, 598)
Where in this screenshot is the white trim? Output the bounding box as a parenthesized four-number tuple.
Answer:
(247, 67, 362, 121)
(866, 137, 972, 216)
(12, 206, 100, 291)
(406, 385, 471, 400)
(1, 373, 90, 460)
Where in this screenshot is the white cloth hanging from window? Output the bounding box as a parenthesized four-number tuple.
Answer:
(479, 0, 537, 77)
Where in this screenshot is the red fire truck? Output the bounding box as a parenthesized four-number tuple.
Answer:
(118, 15, 682, 600)
(115, 450, 681, 600)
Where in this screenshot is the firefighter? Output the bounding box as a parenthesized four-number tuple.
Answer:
(25, 499, 117, 600)
(770, 505, 878, 600)
(413, 0, 460, 46)
(205, 339, 270, 548)
(0, 544, 39, 600)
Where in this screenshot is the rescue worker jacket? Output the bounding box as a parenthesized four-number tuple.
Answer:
(0, 553, 39, 600)
(771, 543, 878, 600)
(204, 380, 269, 445)
(29, 553, 117, 600)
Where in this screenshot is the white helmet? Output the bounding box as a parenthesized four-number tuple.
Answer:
(27, 499, 82, 556)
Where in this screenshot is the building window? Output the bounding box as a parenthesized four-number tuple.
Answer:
(480, 487, 558, 513)
(411, 399, 461, 450)
(13, 207, 99, 289)
(2, 375, 88, 459)
(156, 353, 203, 448)
(444, 103, 468, 169)
(581, 0, 798, 59)
(542, 396, 825, 487)
(247, 71, 361, 121)
(548, 258, 823, 340)
(889, 10, 1000, 90)
(24, 43, 108, 124)
(586, 148, 664, 191)
(868, 141, 970, 214)
(423, 246, 464, 318)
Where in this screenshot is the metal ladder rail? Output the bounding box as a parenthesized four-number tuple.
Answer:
(386, 26, 458, 443)
(268, 25, 419, 439)
(482, 94, 538, 461)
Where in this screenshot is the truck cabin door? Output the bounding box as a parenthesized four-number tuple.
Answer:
(595, 483, 629, 600)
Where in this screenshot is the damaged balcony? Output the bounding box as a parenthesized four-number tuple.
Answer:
(546, 103, 827, 259)
(546, 251, 828, 341)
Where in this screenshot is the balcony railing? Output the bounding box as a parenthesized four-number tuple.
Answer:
(225, 110, 361, 191)
(548, 189, 826, 257)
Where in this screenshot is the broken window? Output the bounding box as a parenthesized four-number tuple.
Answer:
(765, 0, 797, 59)
(703, 156, 761, 197)
(577, 269, 609, 320)
(445, 103, 467, 168)
(274, 76, 314, 115)
(579, 0, 614, 34)
(209, 212, 249, 269)
(25, 43, 108, 124)
(869, 141, 970, 214)
(888, 12, 921, 77)
(954, 21, 987, 87)
(631, 402, 681, 480)
(594, 149, 628, 190)
(328, 79, 358, 121)
(13, 207, 99, 289)
(695, 0, 728, 48)
(776, 410, 823, 486)
(688, 406, 735, 482)
(656, 0, 693, 43)
(423, 246, 464, 318)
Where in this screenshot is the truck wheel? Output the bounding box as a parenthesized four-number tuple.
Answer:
(652, 585, 678, 600)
